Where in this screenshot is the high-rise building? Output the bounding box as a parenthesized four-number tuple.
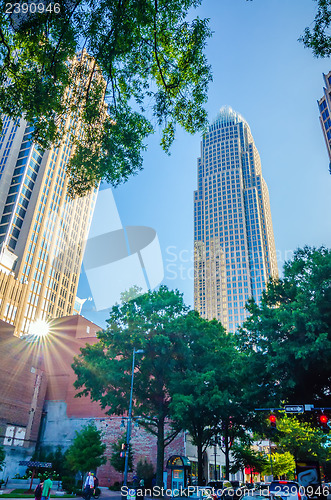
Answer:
(194, 106, 278, 332)
(318, 71, 331, 172)
(0, 52, 103, 336)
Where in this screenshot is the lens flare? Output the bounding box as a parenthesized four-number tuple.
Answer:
(29, 319, 50, 337)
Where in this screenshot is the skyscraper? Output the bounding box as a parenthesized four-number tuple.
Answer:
(318, 71, 331, 172)
(0, 51, 102, 336)
(194, 106, 278, 332)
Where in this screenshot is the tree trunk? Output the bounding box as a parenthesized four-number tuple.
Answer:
(156, 418, 165, 487)
(197, 439, 204, 486)
(224, 425, 230, 480)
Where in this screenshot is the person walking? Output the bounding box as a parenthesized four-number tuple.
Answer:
(84, 472, 94, 500)
(41, 476, 53, 500)
(34, 480, 43, 500)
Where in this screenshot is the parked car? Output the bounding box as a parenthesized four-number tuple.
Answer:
(269, 480, 308, 500)
(207, 481, 233, 491)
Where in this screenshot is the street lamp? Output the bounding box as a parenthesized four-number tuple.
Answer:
(123, 347, 144, 486)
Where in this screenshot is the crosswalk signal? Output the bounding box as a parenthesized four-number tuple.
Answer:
(269, 414, 277, 430)
(120, 443, 127, 458)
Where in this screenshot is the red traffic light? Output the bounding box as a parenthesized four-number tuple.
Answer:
(320, 414, 328, 425)
(269, 415, 277, 423)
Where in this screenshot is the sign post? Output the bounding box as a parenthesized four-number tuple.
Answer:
(284, 405, 304, 414)
(18, 462, 53, 493)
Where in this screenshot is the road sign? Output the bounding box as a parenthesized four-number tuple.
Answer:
(284, 405, 304, 413)
(19, 461, 52, 468)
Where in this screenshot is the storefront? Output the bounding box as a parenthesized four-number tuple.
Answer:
(166, 455, 191, 490)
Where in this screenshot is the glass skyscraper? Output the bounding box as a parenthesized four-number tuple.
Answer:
(318, 71, 331, 172)
(194, 106, 278, 332)
(0, 51, 101, 335)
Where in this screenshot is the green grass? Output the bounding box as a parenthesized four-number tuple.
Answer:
(0, 489, 75, 498)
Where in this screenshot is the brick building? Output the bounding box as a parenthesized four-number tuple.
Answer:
(0, 321, 47, 479)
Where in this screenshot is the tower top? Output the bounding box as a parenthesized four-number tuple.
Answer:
(210, 106, 247, 131)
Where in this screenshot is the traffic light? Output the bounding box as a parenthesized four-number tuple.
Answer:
(120, 443, 127, 458)
(319, 414, 329, 432)
(269, 414, 277, 430)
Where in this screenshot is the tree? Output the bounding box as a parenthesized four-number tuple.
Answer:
(65, 422, 107, 482)
(72, 286, 191, 487)
(300, 0, 331, 57)
(0, 445, 5, 472)
(0, 0, 211, 196)
(31, 445, 69, 479)
(275, 414, 330, 463)
(136, 458, 155, 488)
(261, 451, 295, 479)
(229, 442, 268, 482)
(237, 246, 331, 406)
(169, 312, 249, 484)
(110, 434, 134, 475)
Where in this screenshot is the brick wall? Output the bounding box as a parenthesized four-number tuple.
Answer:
(0, 328, 47, 448)
(96, 418, 185, 487)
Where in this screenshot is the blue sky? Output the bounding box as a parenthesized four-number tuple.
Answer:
(78, 0, 331, 328)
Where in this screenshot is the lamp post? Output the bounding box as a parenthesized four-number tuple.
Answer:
(123, 347, 144, 486)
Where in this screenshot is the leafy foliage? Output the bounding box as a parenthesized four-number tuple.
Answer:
(275, 414, 330, 462)
(261, 451, 295, 479)
(65, 422, 107, 475)
(0, 0, 211, 196)
(0, 445, 5, 472)
(229, 442, 268, 477)
(136, 458, 155, 487)
(300, 0, 331, 57)
(169, 313, 256, 482)
(237, 246, 331, 406)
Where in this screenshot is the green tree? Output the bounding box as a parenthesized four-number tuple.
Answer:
(261, 451, 295, 479)
(169, 312, 251, 483)
(238, 247, 331, 406)
(275, 414, 330, 463)
(72, 286, 191, 487)
(229, 442, 268, 482)
(110, 434, 133, 475)
(136, 458, 155, 488)
(31, 445, 69, 479)
(0, 445, 5, 472)
(65, 422, 107, 482)
(300, 0, 331, 57)
(0, 0, 211, 196)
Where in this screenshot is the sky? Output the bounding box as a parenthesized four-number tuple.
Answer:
(78, 0, 331, 328)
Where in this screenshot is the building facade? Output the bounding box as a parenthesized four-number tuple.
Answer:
(0, 323, 48, 480)
(0, 52, 101, 335)
(194, 106, 278, 331)
(318, 71, 331, 172)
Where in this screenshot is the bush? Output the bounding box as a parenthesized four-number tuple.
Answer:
(62, 476, 77, 494)
(109, 482, 121, 491)
(136, 459, 154, 489)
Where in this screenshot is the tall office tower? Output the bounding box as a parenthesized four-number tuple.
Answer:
(0, 51, 103, 336)
(318, 71, 331, 172)
(194, 106, 278, 332)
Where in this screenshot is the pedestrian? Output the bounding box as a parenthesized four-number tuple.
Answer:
(41, 476, 53, 500)
(84, 472, 94, 500)
(34, 481, 43, 500)
(139, 479, 145, 500)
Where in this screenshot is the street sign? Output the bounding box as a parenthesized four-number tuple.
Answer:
(284, 405, 304, 413)
(19, 461, 52, 468)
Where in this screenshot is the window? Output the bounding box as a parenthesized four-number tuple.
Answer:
(4, 425, 26, 447)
